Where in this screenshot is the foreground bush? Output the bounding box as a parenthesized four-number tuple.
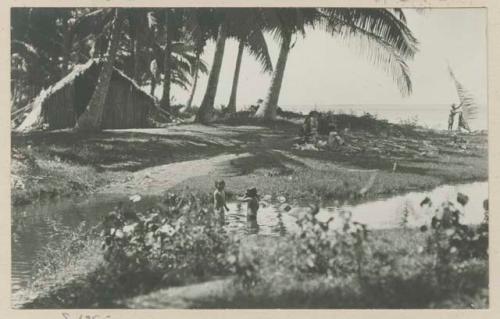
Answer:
(21, 193, 232, 308)
(20, 192, 488, 309)
(219, 200, 488, 308)
(101, 193, 230, 288)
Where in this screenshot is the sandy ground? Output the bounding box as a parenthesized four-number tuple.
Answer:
(99, 152, 252, 195)
(123, 277, 233, 308)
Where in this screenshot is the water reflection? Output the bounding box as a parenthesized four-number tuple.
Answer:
(316, 181, 488, 229)
(246, 219, 260, 235)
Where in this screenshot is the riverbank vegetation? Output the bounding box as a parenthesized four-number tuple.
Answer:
(15, 191, 488, 309)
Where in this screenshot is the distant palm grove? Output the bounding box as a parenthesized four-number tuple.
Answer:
(11, 7, 418, 131)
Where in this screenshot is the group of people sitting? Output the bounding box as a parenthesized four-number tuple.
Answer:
(301, 111, 345, 146)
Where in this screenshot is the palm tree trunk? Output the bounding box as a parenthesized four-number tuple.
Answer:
(195, 22, 228, 124)
(133, 38, 140, 81)
(150, 75, 156, 96)
(185, 52, 200, 109)
(160, 10, 174, 112)
(227, 40, 245, 113)
(75, 9, 123, 132)
(255, 30, 292, 120)
(62, 18, 73, 75)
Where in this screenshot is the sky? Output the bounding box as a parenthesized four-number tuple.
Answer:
(168, 8, 487, 113)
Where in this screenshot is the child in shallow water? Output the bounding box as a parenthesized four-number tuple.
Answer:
(213, 180, 229, 220)
(239, 187, 260, 221)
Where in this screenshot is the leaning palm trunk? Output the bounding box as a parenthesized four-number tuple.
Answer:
(226, 40, 245, 113)
(150, 74, 156, 96)
(255, 30, 292, 120)
(160, 11, 174, 112)
(132, 37, 141, 81)
(185, 52, 200, 109)
(76, 9, 123, 132)
(196, 23, 228, 123)
(62, 19, 73, 75)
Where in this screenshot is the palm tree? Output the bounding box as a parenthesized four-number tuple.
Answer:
(185, 47, 202, 109)
(195, 11, 227, 123)
(124, 8, 151, 81)
(225, 9, 273, 113)
(226, 40, 245, 113)
(11, 8, 77, 106)
(254, 8, 319, 119)
(195, 9, 273, 122)
(179, 42, 209, 112)
(158, 8, 181, 113)
(184, 9, 215, 110)
(142, 8, 212, 113)
(255, 8, 418, 120)
(76, 9, 124, 131)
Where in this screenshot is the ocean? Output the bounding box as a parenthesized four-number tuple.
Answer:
(279, 104, 488, 131)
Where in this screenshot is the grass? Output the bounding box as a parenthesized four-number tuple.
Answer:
(174, 164, 441, 204)
(11, 127, 248, 206)
(11, 147, 109, 206)
(11, 113, 487, 207)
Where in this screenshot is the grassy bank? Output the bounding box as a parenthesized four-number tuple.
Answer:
(11, 127, 246, 206)
(174, 114, 487, 203)
(16, 193, 231, 308)
(11, 113, 487, 207)
(11, 146, 108, 206)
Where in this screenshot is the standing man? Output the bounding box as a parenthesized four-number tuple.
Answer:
(448, 103, 459, 131)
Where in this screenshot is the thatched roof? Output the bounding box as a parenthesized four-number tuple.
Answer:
(16, 59, 157, 132)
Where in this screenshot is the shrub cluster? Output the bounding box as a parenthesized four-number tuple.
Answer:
(224, 195, 488, 308)
(101, 193, 231, 290)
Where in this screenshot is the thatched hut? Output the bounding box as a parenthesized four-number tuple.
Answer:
(16, 60, 161, 132)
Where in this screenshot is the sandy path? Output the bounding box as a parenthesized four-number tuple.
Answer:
(100, 152, 252, 195)
(123, 277, 233, 308)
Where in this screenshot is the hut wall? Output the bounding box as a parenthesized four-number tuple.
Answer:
(101, 74, 153, 129)
(41, 83, 78, 130)
(74, 66, 99, 117)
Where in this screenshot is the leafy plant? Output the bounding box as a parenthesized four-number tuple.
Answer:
(101, 192, 231, 289)
(422, 199, 488, 290)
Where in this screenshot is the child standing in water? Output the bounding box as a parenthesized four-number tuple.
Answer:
(214, 180, 229, 221)
(239, 187, 260, 221)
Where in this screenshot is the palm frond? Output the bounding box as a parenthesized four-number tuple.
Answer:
(342, 31, 413, 95)
(448, 66, 479, 121)
(244, 29, 273, 73)
(11, 40, 40, 57)
(320, 8, 418, 96)
(170, 55, 193, 74)
(197, 57, 209, 74)
(71, 9, 114, 43)
(322, 8, 418, 59)
(388, 8, 407, 24)
(171, 68, 191, 90)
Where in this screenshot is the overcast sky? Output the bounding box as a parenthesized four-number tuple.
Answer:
(169, 8, 487, 111)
